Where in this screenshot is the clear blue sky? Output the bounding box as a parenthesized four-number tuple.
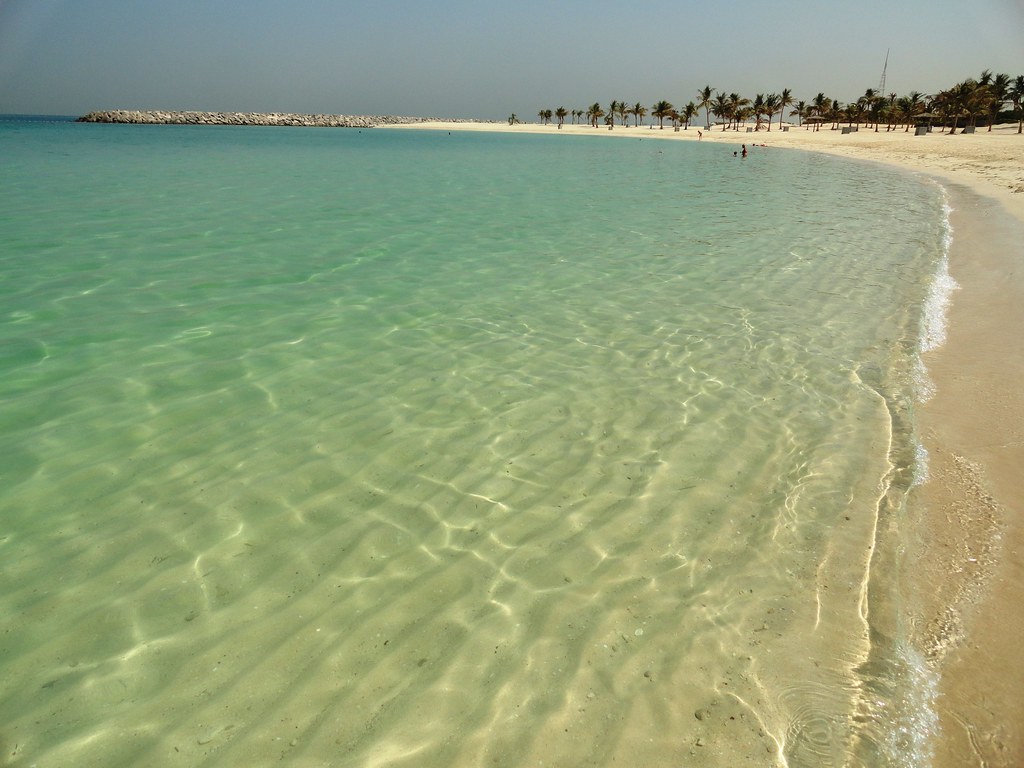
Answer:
(1, 0, 1021, 119)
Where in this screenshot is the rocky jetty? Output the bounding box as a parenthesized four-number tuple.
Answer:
(76, 110, 487, 128)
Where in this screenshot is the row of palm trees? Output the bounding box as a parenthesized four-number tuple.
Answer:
(527, 71, 1024, 135)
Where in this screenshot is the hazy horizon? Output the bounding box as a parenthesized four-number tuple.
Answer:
(1, 0, 1022, 121)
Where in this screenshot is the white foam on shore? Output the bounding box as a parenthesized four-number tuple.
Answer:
(892, 190, 953, 765)
(921, 199, 958, 354)
(912, 194, 958, 489)
(882, 643, 941, 768)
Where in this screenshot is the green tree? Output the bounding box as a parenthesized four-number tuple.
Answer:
(711, 92, 730, 130)
(946, 78, 990, 131)
(651, 100, 674, 129)
(632, 102, 647, 126)
(616, 101, 629, 126)
(811, 92, 831, 131)
(587, 102, 605, 128)
(844, 100, 862, 127)
(777, 88, 795, 130)
(828, 99, 844, 130)
(728, 93, 751, 130)
(751, 93, 766, 130)
(555, 106, 568, 128)
(1010, 75, 1024, 134)
(606, 100, 619, 129)
(898, 91, 926, 131)
(935, 80, 978, 134)
(792, 100, 806, 127)
(982, 71, 1011, 130)
(681, 101, 699, 129)
(697, 85, 714, 129)
(762, 93, 781, 131)
(883, 92, 898, 131)
(931, 89, 953, 132)
(857, 88, 880, 130)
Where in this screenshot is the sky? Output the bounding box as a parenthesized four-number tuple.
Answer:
(1, 0, 1022, 120)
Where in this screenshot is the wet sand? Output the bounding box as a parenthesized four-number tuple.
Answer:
(403, 120, 1024, 765)
(913, 187, 1024, 766)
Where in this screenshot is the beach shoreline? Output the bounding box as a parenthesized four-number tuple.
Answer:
(400, 119, 1024, 765)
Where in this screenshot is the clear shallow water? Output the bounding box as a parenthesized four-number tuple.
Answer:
(0, 119, 949, 766)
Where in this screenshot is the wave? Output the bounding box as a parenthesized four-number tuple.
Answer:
(914, 192, 959, 399)
(888, 186, 957, 766)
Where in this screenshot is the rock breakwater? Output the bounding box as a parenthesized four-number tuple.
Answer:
(76, 110, 488, 127)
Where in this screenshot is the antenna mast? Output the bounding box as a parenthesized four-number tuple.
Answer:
(878, 49, 889, 92)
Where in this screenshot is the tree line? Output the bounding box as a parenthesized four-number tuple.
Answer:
(521, 71, 1024, 135)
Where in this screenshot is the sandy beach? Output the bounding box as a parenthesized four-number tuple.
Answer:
(402, 119, 1024, 766)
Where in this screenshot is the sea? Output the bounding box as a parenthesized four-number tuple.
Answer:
(0, 115, 955, 767)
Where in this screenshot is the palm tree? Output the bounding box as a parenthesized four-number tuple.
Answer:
(966, 80, 990, 128)
(728, 93, 751, 130)
(944, 78, 989, 131)
(762, 93, 781, 131)
(829, 100, 844, 130)
(894, 96, 911, 131)
(606, 100, 619, 129)
(938, 80, 978, 134)
(508, 113, 520, 125)
(897, 91, 926, 131)
(752, 94, 766, 130)
(555, 107, 568, 128)
(810, 92, 830, 131)
(882, 92, 898, 131)
(1010, 75, 1024, 134)
(843, 100, 861, 127)
(632, 102, 647, 126)
(681, 101, 699, 129)
(777, 88, 795, 130)
(711, 92, 730, 130)
(983, 71, 1011, 130)
(587, 103, 604, 128)
(698, 85, 714, 129)
(857, 88, 878, 130)
(868, 93, 886, 131)
(907, 97, 923, 131)
(616, 101, 629, 126)
(651, 100, 674, 129)
(736, 105, 754, 129)
(931, 89, 955, 133)
(792, 100, 806, 127)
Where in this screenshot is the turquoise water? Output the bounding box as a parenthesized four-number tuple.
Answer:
(0, 118, 950, 766)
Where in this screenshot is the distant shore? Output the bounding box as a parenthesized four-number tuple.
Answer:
(75, 110, 495, 128)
